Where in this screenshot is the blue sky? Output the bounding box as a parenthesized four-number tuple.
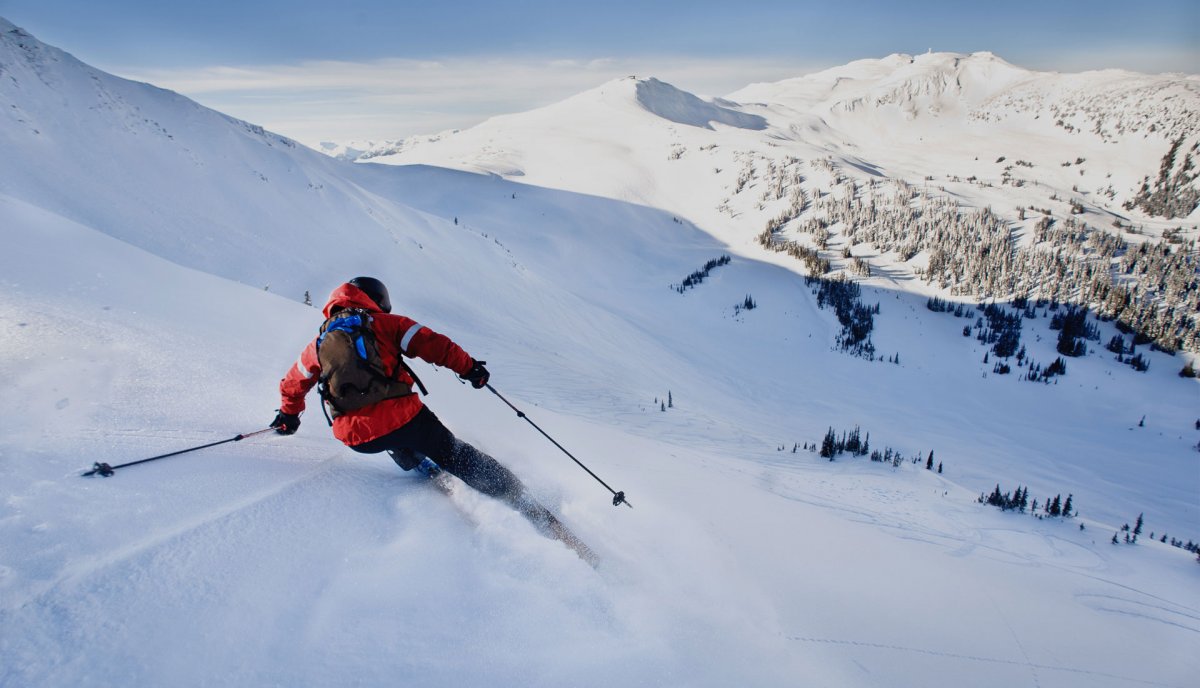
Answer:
(2, 0, 1196, 146)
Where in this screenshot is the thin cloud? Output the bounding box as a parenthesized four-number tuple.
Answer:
(116, 56, 819, 146)
(1022, 44, 1200, 75)
(119, 46, 1196, 149)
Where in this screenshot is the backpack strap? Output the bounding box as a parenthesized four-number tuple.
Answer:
(400, 358, 429, 396)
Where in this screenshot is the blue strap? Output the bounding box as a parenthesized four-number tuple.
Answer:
(317, 313, 371, 360)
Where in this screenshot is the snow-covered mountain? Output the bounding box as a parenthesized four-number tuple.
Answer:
(732, 52, 1200, 216)
(2, 18, 1198, 688)
(362, 51, 1199, 223)
(361, 52, 1200, 353)
(317, 139, 374, 161)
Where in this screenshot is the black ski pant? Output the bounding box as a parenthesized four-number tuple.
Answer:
(350, 406, 523, 499)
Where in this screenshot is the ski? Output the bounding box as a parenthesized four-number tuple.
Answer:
(417, 458, 598, 567)
(504, 490, 600, 568)
(425, 467, 480, 527)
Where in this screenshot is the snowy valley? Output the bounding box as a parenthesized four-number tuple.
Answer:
(1, 17, 1198, 688)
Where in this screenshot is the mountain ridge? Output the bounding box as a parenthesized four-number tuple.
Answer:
(362, 52, 1199, 352)
(341, 51, 1198, 174)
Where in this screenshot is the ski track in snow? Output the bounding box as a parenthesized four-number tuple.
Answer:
(1074, 593, 1200, 634)
(754, 458, 1200, 643)
(3, 456, 614, 687)
(4, 455, 346, 610)
(787, 636, 1182, 688)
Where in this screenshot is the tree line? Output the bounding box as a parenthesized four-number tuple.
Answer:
(730, 158, 1198, 354)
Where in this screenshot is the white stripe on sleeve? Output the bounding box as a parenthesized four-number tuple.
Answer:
(400, 322, 425, 353)
(295, 355, 314, 379)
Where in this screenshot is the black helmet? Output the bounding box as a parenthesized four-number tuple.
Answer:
(348, 276, 391, 313)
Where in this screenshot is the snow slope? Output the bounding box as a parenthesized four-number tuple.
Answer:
(2, 19, 1199, 688)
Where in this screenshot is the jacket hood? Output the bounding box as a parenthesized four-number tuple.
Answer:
(323, 283, 386, 318)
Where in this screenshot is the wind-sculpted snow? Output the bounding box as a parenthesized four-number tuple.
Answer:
(633, 77, 767, 131)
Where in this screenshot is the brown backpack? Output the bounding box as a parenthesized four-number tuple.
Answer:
(315, 309, 421, 420)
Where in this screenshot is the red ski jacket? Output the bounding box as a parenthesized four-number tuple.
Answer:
(279, 283, 475, 446)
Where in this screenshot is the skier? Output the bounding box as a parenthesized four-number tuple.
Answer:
(270, 277, 525, 500)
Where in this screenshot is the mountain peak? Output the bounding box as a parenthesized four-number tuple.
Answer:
(728, 50, 1036, 115)
(622, 76, 768, 131)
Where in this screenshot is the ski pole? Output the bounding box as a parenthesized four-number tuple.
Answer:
(485, 384, 631, 508)
(81, 428, 276, 477)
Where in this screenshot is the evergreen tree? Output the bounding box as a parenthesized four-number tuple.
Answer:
(820, 427, 837, 459)
(987, 484, 1003, 507)
(668, 391, 673, 408)
(926, 451, 934, 470)
(1133, 513, 1144, 536)
(937, 462, 943, 474)
(846, 426, 862, 455)
(1054, 307, 1092, 357)
(1049, 495, 1062, 517)
(1043, 357, 1067, 378)
(1062, 494, 1073, 517)
(1128, 353, 1150, 372)
(1112, 532, 1120, 544)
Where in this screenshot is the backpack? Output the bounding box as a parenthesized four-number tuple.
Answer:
(315, 308, 424, 421)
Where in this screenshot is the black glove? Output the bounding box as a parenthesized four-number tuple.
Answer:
(461, 359, 490, 389)
(271, 411, 300, 435)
